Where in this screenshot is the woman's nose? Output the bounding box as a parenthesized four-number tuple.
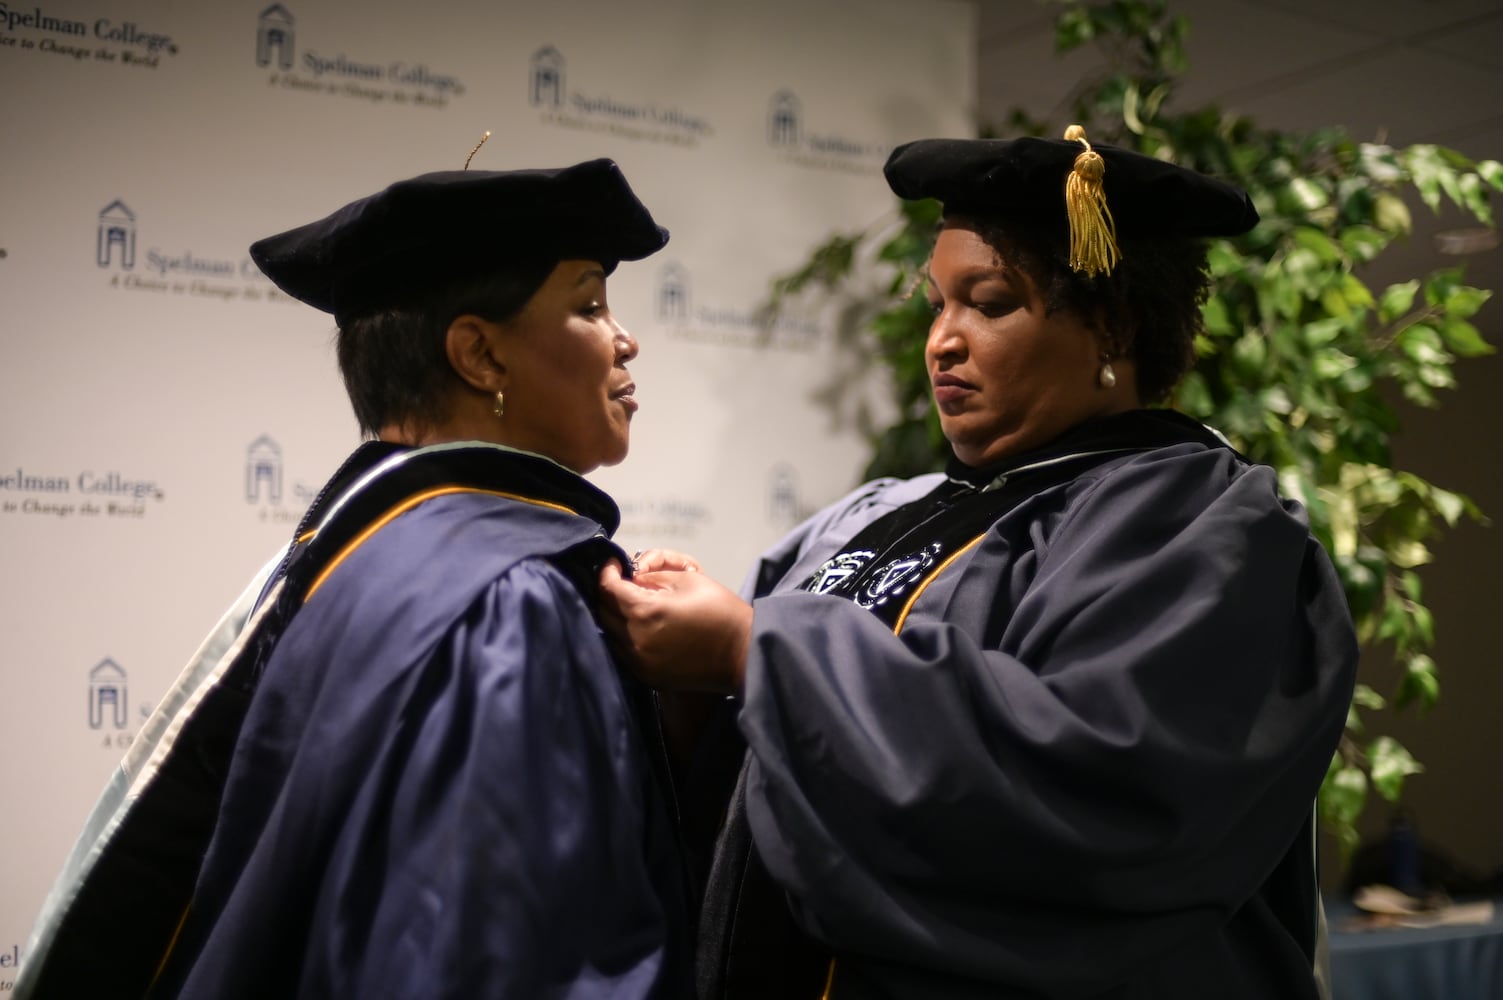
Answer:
(926, 307, 964, 363)
(615, 323, 639, 363)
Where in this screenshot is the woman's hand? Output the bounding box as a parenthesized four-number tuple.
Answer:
(629, 547, 702, 575)
(598, 559, 751, 694)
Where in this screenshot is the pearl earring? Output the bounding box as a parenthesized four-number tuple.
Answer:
(1098, 360, 1117, 389)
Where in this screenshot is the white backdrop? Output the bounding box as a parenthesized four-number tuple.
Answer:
(0, 0, 974, 978)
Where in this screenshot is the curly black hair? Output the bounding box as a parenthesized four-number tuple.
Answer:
(964, 215, 1212, 403)
(336, 260, 557, 436)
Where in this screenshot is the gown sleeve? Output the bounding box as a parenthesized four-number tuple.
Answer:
(737, 446, 1356, 992)
(175, 559, 682, 1000)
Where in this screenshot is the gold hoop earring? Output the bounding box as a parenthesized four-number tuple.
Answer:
(493, 391, 505, 418)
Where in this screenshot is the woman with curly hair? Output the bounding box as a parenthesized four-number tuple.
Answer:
(602, 129, 1356, 999)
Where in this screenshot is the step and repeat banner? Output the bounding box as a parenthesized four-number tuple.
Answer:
(0, 0, 974, 978)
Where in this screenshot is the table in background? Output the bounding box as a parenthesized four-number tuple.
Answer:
(1328, 897, 1503, 1000)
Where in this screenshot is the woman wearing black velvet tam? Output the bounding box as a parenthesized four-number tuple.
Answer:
(16, 159, 689, 999)
(600, 129, 1357, 999)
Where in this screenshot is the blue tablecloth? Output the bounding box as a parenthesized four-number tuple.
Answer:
(1329, 897, 1503, 1000)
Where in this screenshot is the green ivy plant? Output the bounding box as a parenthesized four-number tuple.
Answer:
(773, 0, 1499, 857)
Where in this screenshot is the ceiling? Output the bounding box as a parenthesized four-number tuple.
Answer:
(973, 0, 1503, 332)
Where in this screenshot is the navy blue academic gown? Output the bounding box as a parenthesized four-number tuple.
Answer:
(696, 410, 1357, 999)
(18, 442, 689, 1000)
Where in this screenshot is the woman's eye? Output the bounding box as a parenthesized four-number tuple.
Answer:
(973, 301, 1012, 318)
(580, 301, 604, 317)
(925, 299, 943, 316)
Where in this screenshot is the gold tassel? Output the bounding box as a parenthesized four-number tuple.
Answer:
(1063, 124, 1120, 277)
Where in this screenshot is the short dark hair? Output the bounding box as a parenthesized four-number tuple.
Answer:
(336, 260, 556, 436)
(965, 215, 1212, 404)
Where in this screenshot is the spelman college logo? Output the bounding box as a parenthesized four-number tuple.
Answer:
(95, 198, 287, 304)
(0, 3, 178, 67)
(654, 260, 820, 351)
(767, 89, 890, 173)
(657, 263, 689, 323)
(1, 466, 164, 520)
(88, 657, 128, 730)
(246, 435, 283, 504)
(97, 200, 136, 269)
(769, 91, 801, 146)
(87, 657, 153, 750)
(255, 3, 464, 108)
(245, 435, 319, 525)
(530, 45, 564, 108)
(530, 45, 712, 148)
(256, 2, 293, 69)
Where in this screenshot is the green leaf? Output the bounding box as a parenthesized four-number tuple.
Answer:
(1283, 246, 1322, 281)
(1339, 364, 1375, 394)
(1293, 226, 1341, 263)
(1431, 488, 1466, 527)
(1399, 571, 1423, 601)
(901, 198, 943, 233)
(1264, 276, 1302, 320)
(1478, 159, 1503, 192)
(1321, 765, 1368, 828)
(1319, 287, 1350, 318)
(1312, 348, 1357, 379)
(1457, 173, 1495, 226)
(1261, 385, 1294, 414)
(1387, 539, 1432, 569)
(1412, 603, 1435, 646)
(1175, 370, 1213, 417)
(1368, 735, 1424, 802)
(1206, 242, 1246, 279)
(1055, 7, 1096, 50)
(1359, 143, 1404, 183)
(1377, 598, 1409, 644)
(1288, 177, 1331, 212)
(1379, 281, 1420, 324)
(1376, 278, 1412, 321)
(1398, 324, 1446, 364)
(1303, 317, 1346, 347)
(775, 233, 861, 296)
(1374, 193, 1413, 235)
(1340, 225, 1390, 263)
(1353, 684, 1386, 710)
(1440, 284, 1492, 321)
(1397, 654, 1440, 709)
(1407, 144, 1446, 211)
(1232, 333, 1268, 373)
(1123, 81, 1146, 135)
(1418, 363, 1458, 390)
(1424, 267, 1463, 307)
(1439, 318, 1494, 357)
(1341, 273, 1376, 309)
(1202, 295, 1234, 336)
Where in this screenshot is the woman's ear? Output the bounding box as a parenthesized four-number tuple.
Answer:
(444, 314, 506, 393)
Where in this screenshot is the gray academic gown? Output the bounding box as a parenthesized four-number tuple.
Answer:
(705, 409, 1356, 999)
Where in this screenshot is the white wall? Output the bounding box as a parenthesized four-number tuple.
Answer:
(0, 0, 976, 978)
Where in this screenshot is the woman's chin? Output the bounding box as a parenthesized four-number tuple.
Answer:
(597, 437, 631, 470)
